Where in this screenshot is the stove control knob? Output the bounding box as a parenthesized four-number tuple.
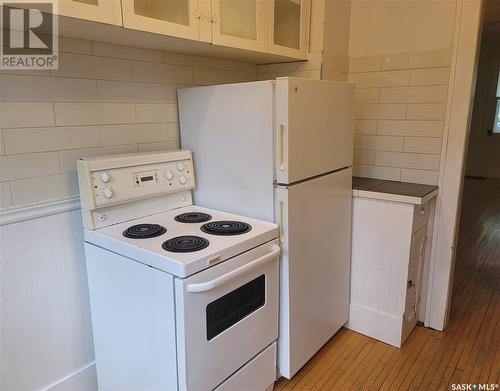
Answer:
(165, 170, 174, 180)
(100, 172, 111, 183)
(103, 187, 113, 199)
(177, 162, 185, 172)
(179, 175, 187, 185)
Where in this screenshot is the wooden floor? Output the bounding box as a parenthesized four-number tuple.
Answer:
(275, 177, 500, 390)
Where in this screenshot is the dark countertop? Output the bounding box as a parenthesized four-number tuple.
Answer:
(352, 176, 438, 199)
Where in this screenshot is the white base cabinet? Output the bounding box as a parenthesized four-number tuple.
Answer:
(347, 196, 434, 348)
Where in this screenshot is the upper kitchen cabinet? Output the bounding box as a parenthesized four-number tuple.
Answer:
(211, 0, 268, 52)
(59, 0, 123, 25)
(121, 0, 202, 41)
(267, 0, 310, 59)
(55, 0, 310, 62)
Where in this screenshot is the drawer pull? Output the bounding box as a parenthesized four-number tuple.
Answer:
(408, 280, 415, 289)
(420, 208, 426, 216)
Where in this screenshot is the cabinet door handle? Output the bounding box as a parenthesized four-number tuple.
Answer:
(408, 280, 415, 289)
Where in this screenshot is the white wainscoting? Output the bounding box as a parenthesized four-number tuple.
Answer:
(0, 202, 97, 390)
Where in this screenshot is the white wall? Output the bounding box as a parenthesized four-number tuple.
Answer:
(349, 0, 457, 58)
(1, 209, 96, 391)
(0, 37, 256, 391)
(347, 0, 458, 185)
(465, 30, 500, 179)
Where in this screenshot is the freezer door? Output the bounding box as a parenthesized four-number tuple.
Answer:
(178, 81, 275, 222)
(276, 167, 352, 378)
(274, 78, 354, 185)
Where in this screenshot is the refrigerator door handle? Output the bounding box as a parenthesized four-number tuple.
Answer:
(279, 200, 286, 243)
(279, 122, 285, 171)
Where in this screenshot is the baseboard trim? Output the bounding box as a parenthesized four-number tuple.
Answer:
(346, 303, 403, 348)
(0, 197, 81, 226)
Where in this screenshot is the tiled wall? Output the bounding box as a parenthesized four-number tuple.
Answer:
(349, 49, 452, 185)
(0, 36, 257, 209)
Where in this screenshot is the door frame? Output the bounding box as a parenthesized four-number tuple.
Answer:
(424, 0, 484, 331)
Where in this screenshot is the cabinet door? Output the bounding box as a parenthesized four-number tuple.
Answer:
(267, 0, 310, 59)
(121, 0, 201, 41)
(402, 225, 427, 343)
(211, 0, 268, 52)
(58, 0, 122, 25)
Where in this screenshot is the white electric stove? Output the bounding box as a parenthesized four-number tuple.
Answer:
(77, 150, 280, 391)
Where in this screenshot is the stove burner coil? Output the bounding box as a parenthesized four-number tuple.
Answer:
(123, 224, 167, 239)
(201, 221, 252, 236)
(162, 235, 210, 253)
(174, 212, 212, 223)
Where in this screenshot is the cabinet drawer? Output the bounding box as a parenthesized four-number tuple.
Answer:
(413, 203, 430, 233)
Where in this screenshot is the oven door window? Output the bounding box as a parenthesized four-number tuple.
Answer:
(206, 275, 265, 340)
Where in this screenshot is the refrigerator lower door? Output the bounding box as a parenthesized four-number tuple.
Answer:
(275, 167, 352, 379)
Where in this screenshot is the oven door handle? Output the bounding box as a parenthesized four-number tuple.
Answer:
(186, 245, 280, 293)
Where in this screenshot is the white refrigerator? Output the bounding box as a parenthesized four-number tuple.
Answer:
(178, 78, 354, 379)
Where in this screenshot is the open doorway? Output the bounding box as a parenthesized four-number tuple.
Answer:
(448, 0, 500, 370)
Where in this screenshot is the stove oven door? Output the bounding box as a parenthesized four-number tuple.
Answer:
(175, 239, 280, 391)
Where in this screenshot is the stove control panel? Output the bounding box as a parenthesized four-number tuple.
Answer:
(77, 150, 196, 210)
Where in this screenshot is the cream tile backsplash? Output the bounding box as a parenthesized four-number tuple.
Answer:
(349, 48, 452, 185)
(0, 37, 257, 209)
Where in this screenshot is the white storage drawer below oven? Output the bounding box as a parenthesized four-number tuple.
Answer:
(215, 342, 277, 391)
(175, 239, 280, 391)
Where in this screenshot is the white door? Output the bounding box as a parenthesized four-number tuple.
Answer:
(267, 0, 310, 59)
(121, 0, 201, 41)
(276, 168, 352, 378)
(274, 78, 355, 185)
(59, 0, 122, 25)
(211, 0, 268, 52)
(175, 240, 280, 390)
